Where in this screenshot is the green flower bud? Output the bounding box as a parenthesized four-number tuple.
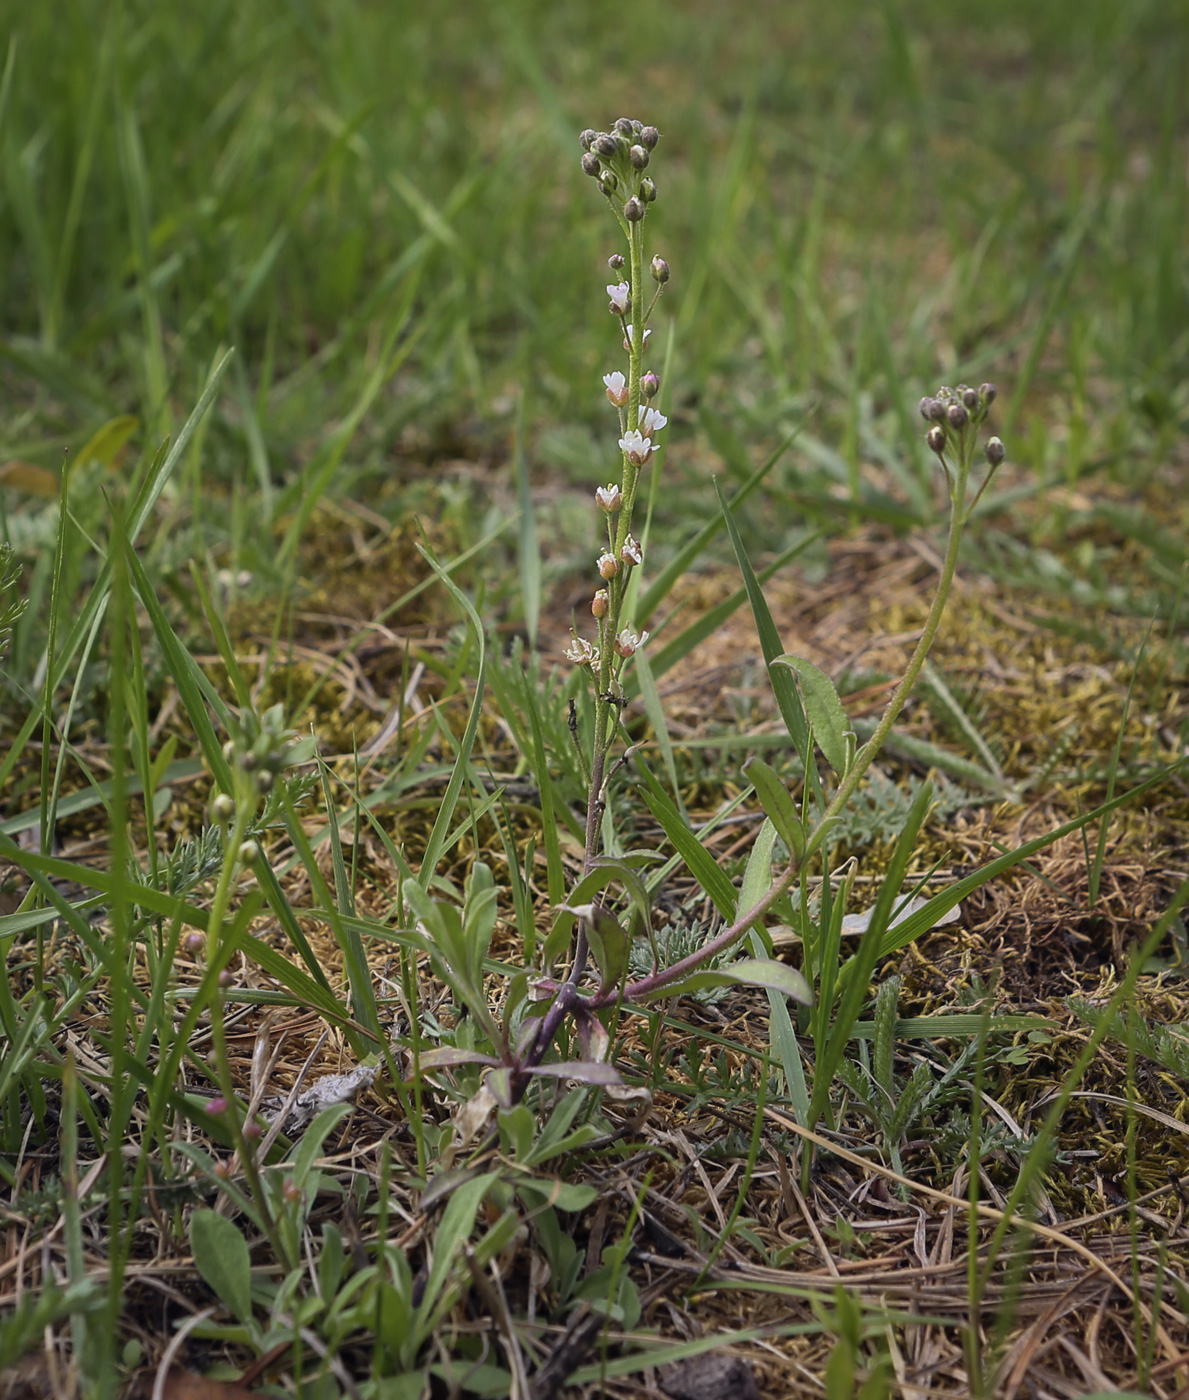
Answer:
(257, 770, 274, 794)
(650, 255, 670, 284)
(614, 117, 634, 137)
(593, 133, 617, 158)
(599, 170, 619, 194)
(629, 144, 649, 169)
(238, 840, 261, 865)
(979, 382, 998, 405)
(624, 197, 645, 222)
(640, 125, 660, 149)
(581, 152, 601, 177)
(985, 437, 1005, 467)
(211, 793, 236, 823)
(641, 370, 660, 398)
(639, 177, 657, 202)
(579, 128, 598, 151)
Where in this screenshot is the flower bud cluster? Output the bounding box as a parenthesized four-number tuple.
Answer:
(208, 703, 314, 852)
(918, 383, 1005, 467)
(580, 119, 661, 224)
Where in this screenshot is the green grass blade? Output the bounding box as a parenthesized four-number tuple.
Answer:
(714, 476, 811, 766)
(417, 544, 487, 884)
(634, 753, 738, 921)
(513, 394, 540, 648)
(636, 432, 798, 625)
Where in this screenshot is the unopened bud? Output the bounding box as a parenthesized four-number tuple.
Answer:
(639, 178, 657, 202)
(283, 1178, 302, 1205)
(623, 197, 645, 222)
(579, 129, 598, 151)
(592, 589, 609, 618)
(581, 152, 601, 177)
(629, 144, 649, 169)
(222, 740, 236, 764)
(979, 382, 998, 404)
(242, 1121, 263, 1142)
(218, 969, 235, 989)
(213, 1160, 232, 1180)
(614, 117, 634, 137)
(184, 933, 205, 954)
(641, 370, 660, 399)
(985, 437, 1005, 467)
(926, 426, 947, 455)
(962, 387, 979, 411)
(918, 397, 938, 421)
(211, 793, 235, 823)
(640, 125, 660, 149)
(593, 133, 617, 158)
(238, 840, 260, 865)
(207, 1097, 228, 1116)
(257, 770, 274, 794)
(946, 403, 968, 430)
(650, 256, 669, 284)
(599, 170, 618, 194)
(607, 253, 625, 270)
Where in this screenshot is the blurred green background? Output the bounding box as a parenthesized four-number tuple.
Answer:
(1, 0, 1186, 596)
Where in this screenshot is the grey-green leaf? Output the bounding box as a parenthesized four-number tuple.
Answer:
(664, 958, 813, 1006)
(773, 654, 852, 777)
(189, 1208, 253, 1326)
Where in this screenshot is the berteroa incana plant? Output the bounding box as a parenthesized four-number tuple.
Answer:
(405, 120, 1007, 1145)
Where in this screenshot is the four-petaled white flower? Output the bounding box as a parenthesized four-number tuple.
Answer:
(606, 282, 631, 316)
(637, 405, 667, 435)
(564, 637, 597, 665)
(602, 371, 629, 406)
(595, 483, 623, 512)
(615, 627, 649, 658)
(597, 551, 621, 579)
(620, 534, 643, 567)
(622, 325, 652, 351)
(618, 429, 652, 466)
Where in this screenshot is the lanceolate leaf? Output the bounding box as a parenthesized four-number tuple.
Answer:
(662, 958, 813, 1006)
(744, 756, 804, 858)
(562, 902, 630, 996)
(772, 654, 852, 777)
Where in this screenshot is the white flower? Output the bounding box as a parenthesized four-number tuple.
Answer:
(602, 370, 629, 406)
(606, 281, 631, 316)
(615, 627, 649, 658)
(618, 429, 652, 466)
(564, 637, 597, 665)
(595, 483, 622, 511)
(620, 534, 643, 567)
(622, 325, 652, 351)
(637, 405, 667, 435)
(597, 551, 621, 579)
